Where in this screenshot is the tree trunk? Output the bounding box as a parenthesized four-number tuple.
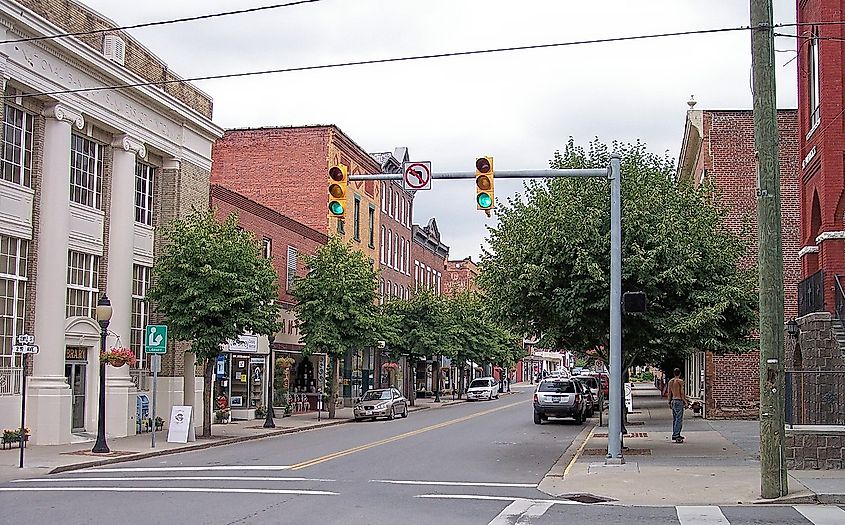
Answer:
(202, 358, 214, 437)
(409, 357, 416, 407)
(458, 366, 464, 399)
(327, 355, 339, 419)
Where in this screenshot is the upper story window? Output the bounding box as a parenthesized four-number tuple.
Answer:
(808, 26, 821, 132)
(381, 182, 386, 211)
(130, 264, 151, 372)
(368, 205, 375, 249)
(66, 250, 100, 318)
(70, 134, 104, 210)
(353, 195, 361, 241)
(1, 105, 34, 188)
(380, 226, 385, 264)
(286, 246, 298, 292)
(262, 238, 272, 259)
(0, 234, 29, 392)
(135, 162, 155, 226)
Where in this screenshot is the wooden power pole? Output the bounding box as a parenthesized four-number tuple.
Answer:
(750, 0, 788, 499)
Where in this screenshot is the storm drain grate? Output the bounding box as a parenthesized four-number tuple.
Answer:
(592, 432, 648, 438)
(583, 447, 652, 456)
(562, 493, 614, 504)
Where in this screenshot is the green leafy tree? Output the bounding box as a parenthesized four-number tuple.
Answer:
(479, 138, 756, 369)
(149, 209, 281, 437)
(292, 236, 381, 418)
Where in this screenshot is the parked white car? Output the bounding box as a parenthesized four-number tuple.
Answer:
(467, 377, 500, 401)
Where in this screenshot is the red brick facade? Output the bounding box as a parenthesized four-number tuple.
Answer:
(210, 185, 327, 306)
(378, 180, 414, 301)
(797, 0, 845, 312)
(444, 256, 480, 296)
(678, 108, 800, 418)
(211, 126, 382, 263)
(412, 219, 449, 295)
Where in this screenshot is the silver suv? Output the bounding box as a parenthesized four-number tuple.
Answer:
(533, 378, 587, 424)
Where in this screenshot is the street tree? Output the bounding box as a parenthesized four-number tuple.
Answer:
(149, 208, 281, 437)
(479, 138, 757, 369)
(292, 236, 381, 418)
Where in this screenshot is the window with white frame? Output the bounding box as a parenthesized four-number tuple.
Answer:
(1, 105, 34, 187)
(381, 182, 386, 211)
(286, 246, 298, 291)
(380, 226, 385, 264)
(379, 279, 385, 304)
(387, 230, 393, 268)
(66, 250, 100, 318)
(70, 134, 104, 209)
(0, 235, 28, 394)
(130, 264, 151, 370)
(135, 162, 155, 226)
(262, 238, 272, 259)
(415, 261, 420, 284)
(809, 26, 821, 130)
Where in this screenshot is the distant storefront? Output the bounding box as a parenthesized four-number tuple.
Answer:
(214, 334, 270, 420)
(272, 307, 326, 410)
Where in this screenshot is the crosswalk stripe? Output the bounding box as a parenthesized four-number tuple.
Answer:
(415, 494, 578, 505)
(12, 476, 335, 483)
(676, 506, 730, 525)
(86, 466, 292, 472)
(0, 487, 336, 495)
(488, 499, 533, 525)
(794, 505, 845, 525)
(371, 479, 537, 488)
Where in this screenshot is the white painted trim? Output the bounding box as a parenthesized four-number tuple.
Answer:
(816, 231, 845, 243)
(798, 245, 820, 258)
(42, 103, 84, 129)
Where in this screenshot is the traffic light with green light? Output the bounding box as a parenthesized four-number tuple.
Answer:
(475, 156, 494, 210)
(328, 164, 348, 217)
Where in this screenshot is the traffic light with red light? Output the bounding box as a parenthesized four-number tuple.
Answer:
(328, 164, 348, 218)
(475, 156, 494, 210)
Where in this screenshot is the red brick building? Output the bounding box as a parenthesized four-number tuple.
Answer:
(796, 0, 845, 313)
(371, 148, 415, 303)
(677, 106, 800, 419)
(211, 126, 382, 264)
(444, 256, 480, 296)
(412, 218, 449, 295)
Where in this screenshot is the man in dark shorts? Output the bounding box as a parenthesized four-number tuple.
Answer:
(667, 368, 687, 443)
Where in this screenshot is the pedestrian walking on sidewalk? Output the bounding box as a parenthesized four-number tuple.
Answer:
(667, 368, 687, 443)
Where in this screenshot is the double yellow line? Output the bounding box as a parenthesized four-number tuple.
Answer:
(290, 399, 525, 470)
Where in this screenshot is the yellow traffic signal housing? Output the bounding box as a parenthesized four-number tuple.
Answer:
(475, 156, 494, 210)
(328, 164, 348, 217)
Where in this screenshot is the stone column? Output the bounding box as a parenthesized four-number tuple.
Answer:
(104, 135, 147, 438)
(28, 104, 84, 445)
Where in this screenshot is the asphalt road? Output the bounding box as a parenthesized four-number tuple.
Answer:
(0, 389, 843, 525)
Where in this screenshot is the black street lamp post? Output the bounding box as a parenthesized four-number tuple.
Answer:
(264, 355, 275, 428)
(92, 295, 112, 453)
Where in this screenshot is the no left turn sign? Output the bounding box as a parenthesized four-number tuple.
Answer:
(402, 161, 432, 191)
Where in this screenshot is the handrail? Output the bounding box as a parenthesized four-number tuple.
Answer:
(835, 274, 845, 331)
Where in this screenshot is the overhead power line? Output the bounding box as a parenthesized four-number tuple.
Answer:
(2, 0, 323, 45)
(5, 20, 845, 101)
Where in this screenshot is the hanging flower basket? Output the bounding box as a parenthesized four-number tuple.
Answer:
(100, 347, 137, 367)
(381, 362, 399, 371)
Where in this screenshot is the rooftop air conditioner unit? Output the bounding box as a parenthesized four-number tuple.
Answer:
(102, 35, 126, 66)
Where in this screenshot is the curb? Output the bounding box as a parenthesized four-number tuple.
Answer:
(49, 417, 353, 475)
(753, 492, 845, 505)
(542, 420, 598, 480)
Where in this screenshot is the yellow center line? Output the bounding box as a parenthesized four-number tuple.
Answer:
(563, 426, 594, 478)
(290, 399, 526, 471)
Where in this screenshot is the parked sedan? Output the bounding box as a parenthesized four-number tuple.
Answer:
(353, 388, 408, 421)
(466, 377, 500, 401)
(533, 378, 587, 424)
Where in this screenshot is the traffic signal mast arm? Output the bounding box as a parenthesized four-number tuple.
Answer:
(347, 168, 608, 181)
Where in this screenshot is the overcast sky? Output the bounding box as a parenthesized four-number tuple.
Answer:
(84, 0, 798, 261)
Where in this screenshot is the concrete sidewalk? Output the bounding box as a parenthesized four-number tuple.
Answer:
(538, 383, 845, 505)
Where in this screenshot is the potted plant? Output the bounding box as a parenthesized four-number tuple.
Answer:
(100, 347, 137, 367)
(154, 416, 164, 431)
(254, 404, 267, 419)
(1, 427, 30, 449)
(215, 408, 231, 424)
(275, 357, 295, 417)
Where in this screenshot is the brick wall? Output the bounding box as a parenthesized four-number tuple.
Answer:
(786, 430, 845, 470)
(444, 257, 480, 296)
(15, 0, 213, 118)
(412, 229, 448, 295)
(210, 185, 327, 305)
(379, 180, 413, 300)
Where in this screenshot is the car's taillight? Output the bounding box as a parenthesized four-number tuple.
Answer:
(575, 394, 582, 403)
(533, 393, 538, 402)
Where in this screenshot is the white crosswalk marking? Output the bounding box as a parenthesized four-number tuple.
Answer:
(12, 476, 334, 483)
(371, 479, 538, 488)
(488, 499, 555, 525)
(794, 505, 845, 525)
(676, 506, 730, 525)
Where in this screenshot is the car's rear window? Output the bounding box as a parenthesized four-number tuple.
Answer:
(470, 379, 491, 388)
(538, 381, 576, 393)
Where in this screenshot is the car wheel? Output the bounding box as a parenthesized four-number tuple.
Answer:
(388, 407, 395, 420)
(533, 411, 542, 425)
(401, 405, 408, 418)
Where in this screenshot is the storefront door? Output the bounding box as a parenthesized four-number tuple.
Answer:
(65, 347, 88, 432)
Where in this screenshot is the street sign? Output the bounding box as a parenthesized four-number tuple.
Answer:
(145, 325, 168, 354)
(16, 334, 34, 345)
(12, 345, 38, 354)
(402, 161, 432, 191)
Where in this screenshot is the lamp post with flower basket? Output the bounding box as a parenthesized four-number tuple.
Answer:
(92, 295, 113, 453)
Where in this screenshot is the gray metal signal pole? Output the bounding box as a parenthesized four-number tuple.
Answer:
(350, 155, 625, 463)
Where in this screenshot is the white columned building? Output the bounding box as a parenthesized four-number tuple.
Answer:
(0, 0, 223, 445)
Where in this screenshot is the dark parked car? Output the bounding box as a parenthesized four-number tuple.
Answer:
(533, 378, 587, 424)
(353, 388, 408, 421)
(572, 377, 595, 418)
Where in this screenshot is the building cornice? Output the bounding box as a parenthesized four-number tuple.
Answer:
(798, 245, 819, 258)
(112, 134, 147, 160)
(816, 231, 845, 243)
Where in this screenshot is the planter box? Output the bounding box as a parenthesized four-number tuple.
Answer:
(1, 435, 29, 449)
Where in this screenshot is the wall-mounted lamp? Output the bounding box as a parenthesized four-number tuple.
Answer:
(786, 319, 799, 339)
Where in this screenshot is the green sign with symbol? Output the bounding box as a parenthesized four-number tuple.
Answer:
(145, 325, 168, 354)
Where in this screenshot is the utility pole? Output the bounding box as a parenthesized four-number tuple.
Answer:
(750, 0, 787, 499)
